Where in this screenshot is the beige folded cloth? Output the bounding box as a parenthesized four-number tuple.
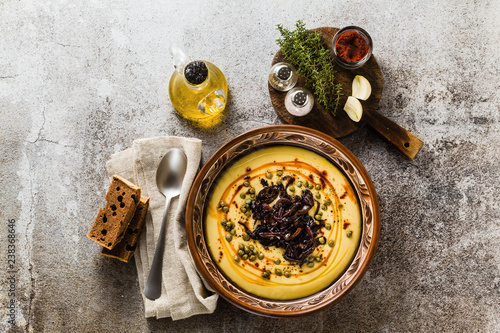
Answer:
(106, 136, 218, 320)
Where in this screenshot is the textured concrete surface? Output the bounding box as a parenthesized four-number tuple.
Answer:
(1, 0, 499, 332)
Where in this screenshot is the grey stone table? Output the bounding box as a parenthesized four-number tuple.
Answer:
(1, 1, 499, 332)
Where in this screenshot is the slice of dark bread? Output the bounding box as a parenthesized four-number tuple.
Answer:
(87, 176, 141, 250)
(101, 196, 149, 262)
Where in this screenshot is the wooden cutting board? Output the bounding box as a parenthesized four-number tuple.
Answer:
(269, 27, 423, 160)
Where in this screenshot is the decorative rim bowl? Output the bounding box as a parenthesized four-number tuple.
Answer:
(185, 125, 380, 317)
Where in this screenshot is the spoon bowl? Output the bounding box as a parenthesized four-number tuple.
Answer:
(156, 148, 188, 198)
(144, 148, 188, 300)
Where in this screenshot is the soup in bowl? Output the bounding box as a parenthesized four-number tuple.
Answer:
(205, 145, 361, 300)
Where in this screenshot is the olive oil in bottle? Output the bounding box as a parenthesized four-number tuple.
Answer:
(168, 46, 228, 128)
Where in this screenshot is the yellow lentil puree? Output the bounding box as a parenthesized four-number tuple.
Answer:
(205, 146, 361, 300)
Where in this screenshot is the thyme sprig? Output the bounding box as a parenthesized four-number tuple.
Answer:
(277, 20, 342, 115)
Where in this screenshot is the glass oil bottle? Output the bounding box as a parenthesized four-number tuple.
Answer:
(168, 45, 228, 128)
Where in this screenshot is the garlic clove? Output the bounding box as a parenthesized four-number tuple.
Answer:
(352, 75, 371, 101)
(344, 96, 363, 122)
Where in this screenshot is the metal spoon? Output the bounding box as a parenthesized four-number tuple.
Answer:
(144, 148, 188, 300)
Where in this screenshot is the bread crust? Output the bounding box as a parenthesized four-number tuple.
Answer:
(101, 196, 150, 262)
(87, 176, 141, 250)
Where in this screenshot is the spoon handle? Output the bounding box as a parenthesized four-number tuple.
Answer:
(143, 195, 172, 300)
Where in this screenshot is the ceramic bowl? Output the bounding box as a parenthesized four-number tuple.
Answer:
(185, 125, 380, 317)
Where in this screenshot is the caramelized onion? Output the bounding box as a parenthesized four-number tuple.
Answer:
(244, 184, 324, 266)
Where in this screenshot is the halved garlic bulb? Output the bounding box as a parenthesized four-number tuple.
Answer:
(352, 75, 371, 101)
(344, 96, 363, 122)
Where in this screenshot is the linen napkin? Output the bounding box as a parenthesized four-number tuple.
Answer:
(105, 136, 218, 320)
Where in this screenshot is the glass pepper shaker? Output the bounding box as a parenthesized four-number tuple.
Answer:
(268, 62, 298, 91)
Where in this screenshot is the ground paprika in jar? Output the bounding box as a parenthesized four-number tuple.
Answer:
(335, 30, 369, 63)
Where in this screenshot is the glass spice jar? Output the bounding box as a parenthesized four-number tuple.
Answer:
(332, 26, 373, 70)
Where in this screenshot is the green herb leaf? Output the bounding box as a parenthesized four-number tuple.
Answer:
(277, 20, 343, 115)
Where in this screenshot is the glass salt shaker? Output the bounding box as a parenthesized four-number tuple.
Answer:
(268, 62, 298, 91)
(284, 87, 314, 117)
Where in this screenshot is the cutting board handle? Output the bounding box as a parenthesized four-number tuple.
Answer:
(365, 110, 423, 160)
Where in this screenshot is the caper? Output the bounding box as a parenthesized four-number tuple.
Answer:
(230, 229, 236, 235)
(307, 262, 314, 268)
(276, 180, 282, 185)
(249, 244, 254, 251)
(304, 181, 309, 188)
(249, 187, 255, 194)
(239, 243, 244, 250)
(225, 234, 232, 241)
(243, 181, 250, 187)
(244, 246, 250, 254)
(328, 240, 334, 247)
(252, 249, 258, 256)
(274, 258, 281, 265)
(258, 253, 265, 260)
(339, 204, 344, 210)
(315, 256, 321, 262)
(222, 206, 229, 213)
(277, 170, 283, 176)
(284, 271, 291, 278)
(325, 199, 332, 206)
(220, 220, 227, 226)
(315, 193, 321, 199)
(315, 214, 322, 221)
(243, 234, 250, 241)
(243, 199, 250, 205)
(250, 193, 256, 198)
(315, 184, 321, 190)
(318, 237, 326, 244)
(266, 171, 272, 179)
(275, 269, 282, 276)
(318, 211, 323, 216)
(242, 254, 248, 260)
(347, 231, 353, 238)
(325, 223, 332, 230)
(321, 204, 327, 211)
(262, 271, 270, 278)
(297, 181, 303, 187)
(289, 186, 295, 192)
(234, 256, 240, 262)
(309, 184, 314, 189)
(226, 222, 232, 228)
(249, 255, 256, 261)
(219, 200, 225, 207)
(240, 193, 246, 199)
(238, 250, 244, 256)
(240, 206, 247, 213)
(308, 256, 314, 263)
